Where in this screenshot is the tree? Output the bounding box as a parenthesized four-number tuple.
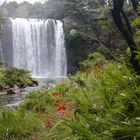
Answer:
(111, 0, 140, 73)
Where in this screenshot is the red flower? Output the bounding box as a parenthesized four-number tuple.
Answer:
(52, 92, 57, 96)
(53, 100, 59, 105)
(57, 105, 65, 111)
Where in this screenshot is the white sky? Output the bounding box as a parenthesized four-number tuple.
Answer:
(0, 0, 46, 5)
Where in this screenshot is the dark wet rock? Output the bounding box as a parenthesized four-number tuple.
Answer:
(4, 85, 11, 90)
(7, 88, 21, 95)
(20, 88, 26, 92)
(30, 79, 39, 87)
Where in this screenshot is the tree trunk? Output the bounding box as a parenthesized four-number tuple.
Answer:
(130, 0, 139, 11)
(111, 0, 140, 73)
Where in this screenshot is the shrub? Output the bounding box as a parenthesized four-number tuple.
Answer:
(3, 67, 33, 87)
(67, 63, 140, 139)
(80, 52, 106, 70)
(46, 62, 140, 140)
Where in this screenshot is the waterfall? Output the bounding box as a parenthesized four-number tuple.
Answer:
(9, 18, 67, 78)
(0, 41, 4, 61)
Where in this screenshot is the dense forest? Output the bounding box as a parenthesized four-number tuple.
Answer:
(0, 0, 140, 140)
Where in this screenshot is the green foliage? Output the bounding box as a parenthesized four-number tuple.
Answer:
(0, 1, 140, 139)
(80, 52, 106, 70)
(131, 9, 140, 66)
(19, 89, 50, 112)
(3, 67, 33, 88)
(0, 65, 34, 89)
(44, 121, 80, 140)
(0, 108, 42, 140)
(14, 5, 29, 17)
(132, 13, 140, 50)
(44, 61, 140, 140)
(98, 18, 127, 55)
(0, 68, 6, 89)
(0, 60, 140, 140)
(67, 64, 140, 139)
(0, 61, 8, 67)
(0, 2, 47, 18)
(135, 51, 140, 65)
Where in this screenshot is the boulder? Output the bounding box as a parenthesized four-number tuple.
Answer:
(30, 79, 39, 87)
(4, 85, 11, 90)
(7, 88, 21, 95)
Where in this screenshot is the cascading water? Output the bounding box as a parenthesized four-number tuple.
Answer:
(0, 41, 4, 61)
(8, 18, 67, 78)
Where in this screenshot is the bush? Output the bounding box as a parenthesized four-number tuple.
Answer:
(45, 62, 140, 140)
(3, 67, 33, 88)
(65, 63, 140, 139)
(80, 52, 106, 70)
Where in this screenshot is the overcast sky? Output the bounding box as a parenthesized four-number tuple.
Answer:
(0, 0, 46, 5)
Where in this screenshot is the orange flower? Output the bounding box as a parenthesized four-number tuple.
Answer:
(52, 92, 57, 96)
(95, 65, 103, 70)
(60, 93, 65, 97)
(62, 111, 68, 118)
(53, 100, 59, 105)
(45, 118, 51, 126)
(61, 98, 66, 103)
(64, 103, 71, 109)
(57, 105, 65, 111)
(44, 114, 54, 127)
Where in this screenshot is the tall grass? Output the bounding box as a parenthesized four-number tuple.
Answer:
(46, 62, 140, 140)
(0, 108, 43, 140)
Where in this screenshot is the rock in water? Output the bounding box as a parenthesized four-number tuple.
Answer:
(7, 88, 21, 95)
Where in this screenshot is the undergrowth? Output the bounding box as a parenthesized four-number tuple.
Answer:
(0, 53, 140, 140)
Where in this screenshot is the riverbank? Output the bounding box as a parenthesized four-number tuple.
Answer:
(0, 77, 66, 108)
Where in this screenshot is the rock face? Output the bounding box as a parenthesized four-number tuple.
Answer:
(1, 18, 13, 65)
(62, 17, 96, 74)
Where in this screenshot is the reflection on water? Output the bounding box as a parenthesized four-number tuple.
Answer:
(0, 93, 25, 107)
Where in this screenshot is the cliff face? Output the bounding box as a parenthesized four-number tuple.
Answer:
(62, 16, 98, 74)
(1, 18, 13, 65)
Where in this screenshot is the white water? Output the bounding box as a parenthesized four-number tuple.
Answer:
(0, 41, 4, 61)
(10, 18, 67, 78)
